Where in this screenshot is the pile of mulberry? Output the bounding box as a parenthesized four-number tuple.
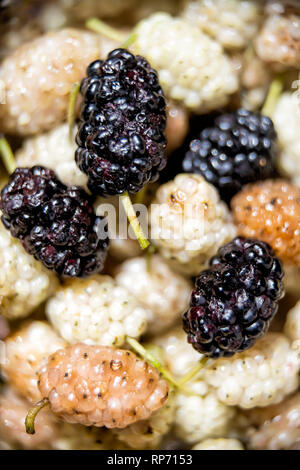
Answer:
(75, 48, 167, 196)
(0, 166, 109, 278)
(183, 109, 276, 202)
(183, 237, 284, 358)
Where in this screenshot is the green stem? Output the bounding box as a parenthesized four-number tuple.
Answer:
(86, 18, 137, 50)
(121, 191, 149, 250)
(261, 76, 284, 118)
(121, 32, 137, 49)
(25, 398, 50, 435)
(68, 82, 80, 142)
(86, 17, 125, 43)
(0, 136, 16, 174)
(177, 357, 209, 387)
(126, 337, 180, 389)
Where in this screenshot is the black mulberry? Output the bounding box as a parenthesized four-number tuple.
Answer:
(183, 109, 276, 202)
(0, 166, 109, 278)
(75, 48, 167, 197)
(183, 237, 284, 358)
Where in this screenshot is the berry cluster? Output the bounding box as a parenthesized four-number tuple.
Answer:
(76, 48, 167, 196)
(183, 237, 284, 358)
(183, 109, 276, 202)
(0, 166, 109, 277)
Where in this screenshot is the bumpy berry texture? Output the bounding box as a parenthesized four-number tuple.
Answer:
(183, 237, 284, 358)
(284, 300, 300, 344)
(0, 222, 57, 319)
(150, 174, 236, 276)
(182, 0, 262, 51)
(75, 48, 167, 197)
(174, 383, 235, 444)
(192, 438, 244, 451)
(0, 166, 109, 278)
(183, 109, 276, 202)
(0, 29, 108, 135)
(245, 392, 300, 450)
(46, 275, 148, 346)
(203, 332, 300, 408)
(0, 386, 118, 450)
(38, 343, 169, 428)
(255, 4, 300, 69)
(112, 393, 175, 449)
(133, 13, 238, 112)
(232, 180, 300, 265)
(115, 255, 192, 335)
(272, 92, 300, 186)
(2, 321, 66, 403)
(16, 124, 88, 188)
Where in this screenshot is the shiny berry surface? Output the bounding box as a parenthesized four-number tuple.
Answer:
(0, 166, 109, 277)
(183, 237, 284, 358)
(76, 49, 167, 196)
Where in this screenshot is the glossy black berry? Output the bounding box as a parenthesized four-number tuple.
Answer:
(75, 49, 167, 197)
(183, 237, 284, 358)
(183, 109, 276, 202)
(0, 166, 109, 278)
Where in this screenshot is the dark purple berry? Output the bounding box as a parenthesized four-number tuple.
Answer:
(0, 166, 109, 278)
(183, 237, 284, 358)
(75, 49, 167, 197)
(182, 109, 276, 202)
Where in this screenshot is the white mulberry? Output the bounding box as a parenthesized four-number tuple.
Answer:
(245, 392, 300, 450)
(115, 255, 192, 335)
(150, 174, 236, 276)
(203, 333, 300, 409)
(0, 29, 112, 135)
(182, 0, 262, 51)
(133, 13, 238, 113)
(38, 343, 169, 428)
(272, 92, 300, 186)
(15, 124, 87, 188)
(0, 224, 57, 320)
(174, 383, 235, 444)
(2, 321, 66, 402)
(46, 275, 148, 347)
(255, 7, 300, 69)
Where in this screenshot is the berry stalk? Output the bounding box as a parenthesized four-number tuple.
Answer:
(126, 336, 179, 388)
(68, 82, 80, 142)
(261, 76, 284, 118)
(86, 17, 126, 43)
(121, 192, 149, 250)
(0, 135, 16, 174)
(177, 357, 209, 387)
(25, 397, 49, 435)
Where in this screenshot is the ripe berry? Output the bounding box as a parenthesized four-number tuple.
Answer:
(37, 343, 169, 429)
(75, 48, 167, 197)
(0, 166, 109, 278)
(183, 237, 284, 358)
(183, 109, 276, 202)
